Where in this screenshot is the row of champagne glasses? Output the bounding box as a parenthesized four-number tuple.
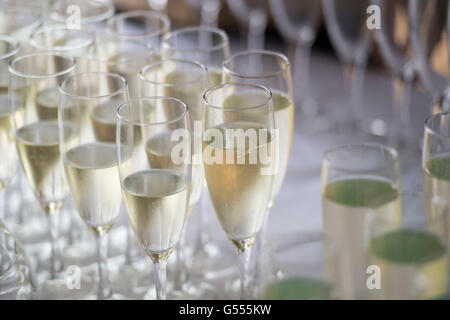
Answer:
(0, 1, 296, 300)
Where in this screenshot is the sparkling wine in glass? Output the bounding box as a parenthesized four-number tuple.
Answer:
(117, 97, 192, 300)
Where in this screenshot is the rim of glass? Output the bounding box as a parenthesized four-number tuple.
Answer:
(117, 96, 188, 126)
(223, 50, 291, 79)
(29, 24, 94, 51)
(86, 38, 155, 64)
(59, 72, 128, 100)
(0, 8, 42, 32)
(9, 52, 76, 79)
(322, 143, 399, 172)
(203, 82, 273, 111)
(0, 36, 20, 60)
(162, 26, 229, 53)
(139, 58, 207, 87)
(50, 0, 115, 24)
(424, 112, 450, 141)
(106, 10, 170, 39)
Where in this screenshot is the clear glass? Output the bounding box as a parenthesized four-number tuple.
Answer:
(203, 83, 276, 299)
(322, 0, 372, 131)
(161, 27, 231, 283)
(422, 112, 450, 254)
(0, 8, 42, 42)
(29, 25, 94, 71)
(48, 0, 115, 31)
(409, 0, 449, 111)
(162, 26, 230, 83)
(140, 58, 207, 293)
(268, 0, 322, 119)
(106, 10, 170, 50)
(117, 97, 192, 300)
(366, 192, 448, 299)
(58, 72, 129, 299)
(223, 50, 294, 291)
(8, 52, 76, 296)
(321, 143, 402, 299)
(225, 0, 268, 50)
(0, 36, 20, 196)
(86, 36, 158, 98)
(372, 0, 415, 146)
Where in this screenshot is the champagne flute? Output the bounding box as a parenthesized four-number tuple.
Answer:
(0, 36, 20, 223)
(86, 36, 157, 98)
(422, 112, 450, 259)
(203, 83, 276, 299)
(322, 0, 372, 131)
(117, 97, 192, 300)
(226, 0, 268, 50)
(162, 26, 230, 86)
(8, 52, 76, 295)
(321, 143, 402, 299)
(140, 58, 207, 293)
(409, 0, 449, 112)
(161, 26, 231, 277)
(223, 50, 294, 289)
(48, 0, 114, 31)
(372, 0, 415, 145)
(105, 10, 170, 50)
(268, 0, 322, 120)
(59, 72, 129, 299)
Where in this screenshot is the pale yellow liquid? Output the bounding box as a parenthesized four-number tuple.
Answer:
(123, 169, 189, 262)
(15, 121, 68, 211)
(63, 142, 122, 235)
(36, 87, 59, 120)
(222, 91, 293, 203)
(369, 229, 447, 299)
(203, 122, 274, 246)
(423, 156, 450, 262)
(145, 132, 203, 215)
(322, 178, 402, 299)
(0, 95, 17, 189)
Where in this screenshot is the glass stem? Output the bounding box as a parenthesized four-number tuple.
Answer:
(390, 74, 413, 147)
(0, 188, 5, 222)
(46, 208, 62, 279)
(343, 61, 366, 130)
(294, 41, 316, 117)
(94, 234, 111, 299)
(248, 9, 267, 50)
(200, 0, 221, 27)
(238, 247, 252, 299)
(153, 260, 167, 300)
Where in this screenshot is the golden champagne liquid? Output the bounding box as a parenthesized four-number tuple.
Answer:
(203, 121, 274, 248)
(122, 169, 189, 262)
(322, 178, 402, 299)
(15, 121, 68, 211)
(63, 142, 122, 235)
